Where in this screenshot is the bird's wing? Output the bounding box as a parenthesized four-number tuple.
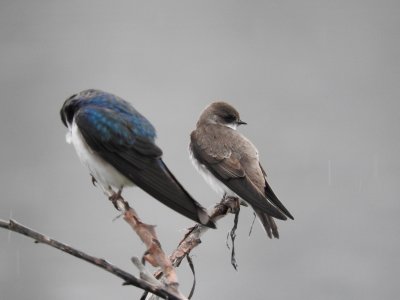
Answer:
(190, 126, 287, 220)
(259, 164, 294, 220)
(75, 106, 213, 227)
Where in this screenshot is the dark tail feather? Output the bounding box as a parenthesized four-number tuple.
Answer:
(255, 209, 279, 239)
(264, 180, 294, 220)
(126, 159, 216, 228)
(158, 160, 216, 228)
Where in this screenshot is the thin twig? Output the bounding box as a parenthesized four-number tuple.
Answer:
(248, 211, 257, 236)
(169, 196, 241, 269)
(227, 207, 240, 270)
(0, 219, 182, 300)
(186, 255, 196, 299)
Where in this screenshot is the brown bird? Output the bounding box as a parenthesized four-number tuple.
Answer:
(190, 102, 293, 238)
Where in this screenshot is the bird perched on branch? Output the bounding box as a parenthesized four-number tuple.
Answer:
(60, 89, 214, 228)
(190, 102, 293, 238)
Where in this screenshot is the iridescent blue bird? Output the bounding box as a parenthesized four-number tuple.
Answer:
(60, 89, 214, 227)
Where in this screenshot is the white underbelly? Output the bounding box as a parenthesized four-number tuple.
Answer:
(189, 149, 238, 199)
(67, 121, 133, 190)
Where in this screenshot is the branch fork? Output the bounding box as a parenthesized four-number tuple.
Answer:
(1, 193, 244, 299)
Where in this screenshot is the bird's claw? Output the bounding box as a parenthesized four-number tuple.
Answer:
(108, 189, 124, 211)
(108, 194, 121, 210)
(91, 175, 97, 187)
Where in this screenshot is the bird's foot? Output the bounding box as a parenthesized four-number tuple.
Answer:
(108, 188, 123, 210)
(91, 175, 97, 187)
(222, 196, 241, 214)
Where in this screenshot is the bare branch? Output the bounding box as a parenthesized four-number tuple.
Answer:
(110, 195, 187, 299)
(0, 219, 182, 300)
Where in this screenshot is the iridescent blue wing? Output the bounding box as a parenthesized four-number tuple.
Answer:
(75, 105, 214, 227)
(76, 106, 161, 158)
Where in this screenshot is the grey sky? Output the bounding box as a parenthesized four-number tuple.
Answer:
(1, 1, 399, 299)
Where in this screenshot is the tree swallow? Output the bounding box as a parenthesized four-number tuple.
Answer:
(190, 102, 293, 238)
(60, 89, 214, 227)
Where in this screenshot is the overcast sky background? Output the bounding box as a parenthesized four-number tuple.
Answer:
(0, 1, 399, 299)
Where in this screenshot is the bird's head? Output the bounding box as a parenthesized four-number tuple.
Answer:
(60, 89, 102, 127)
(60, 93, 80, 128)
(197, 101, 246, 130)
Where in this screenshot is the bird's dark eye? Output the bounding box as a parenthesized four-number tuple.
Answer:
(223, 114, 236, 123)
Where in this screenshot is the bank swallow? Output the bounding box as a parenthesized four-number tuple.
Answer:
(190, 102, 293, 237)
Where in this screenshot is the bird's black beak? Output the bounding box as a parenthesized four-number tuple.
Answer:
(237, 120, 247, 126)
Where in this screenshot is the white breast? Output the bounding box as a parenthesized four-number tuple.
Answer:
(67, 121, 133, 191)
(189, 148, 238, 200)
